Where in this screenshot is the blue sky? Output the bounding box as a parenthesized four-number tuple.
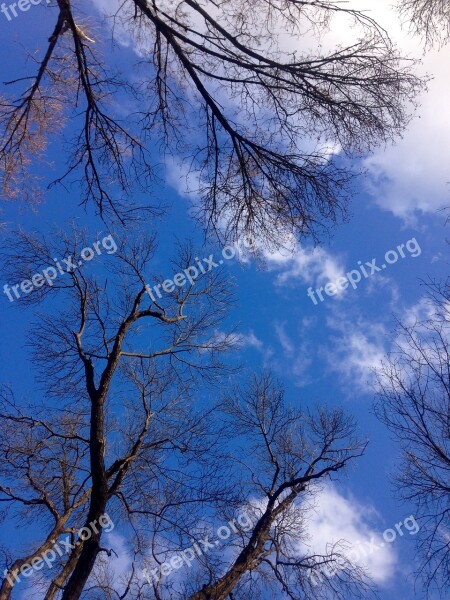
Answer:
(0, 1, 449, 599)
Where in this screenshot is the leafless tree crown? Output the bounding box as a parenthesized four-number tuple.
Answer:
(0, 0, 424, 245)
(0, 226, 370, 600)
(376, 279, 450, 596)
(398, 0, 450, 46)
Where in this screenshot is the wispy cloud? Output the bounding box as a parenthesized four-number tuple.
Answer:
(303, 484, 398, 584)
(262, 239, 347, 300)
(322, 313, 388, 394)
(248, 483, 398, 585)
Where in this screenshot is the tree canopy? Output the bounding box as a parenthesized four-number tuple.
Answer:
(0, 0, 423, 244)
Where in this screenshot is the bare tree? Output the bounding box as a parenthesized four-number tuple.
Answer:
(375, 279, 450, 597)
(0, 225, 373, 599)
(0, 224, 236, 599)
(0, 0, 423, 244)
(0, 390, 91, 600)
(398, 0, 450, 46)
(177, 373, 371, 600)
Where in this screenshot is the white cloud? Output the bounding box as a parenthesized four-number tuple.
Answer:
(390, 296, 450, 379)
(248, 484, 398, 585)
(401, 296, 437, 327)
(237, 330, 274, 365)
(238, 330, 264, 351)
(262, 239, 346, 298)
(364, 49, 450, 224)
(88, 0, 135, 47)
(164, 156, 202, 204)
(303, 485, 397, 584)
(93, 531, 133, 584)
(291, 348, 313, 387)
(323, 315, 388, 393)
(364, 274, 401, 307)
(274, 322, 295, 355)
(276, 247, 344, 289)
(277, 0, 450, 224)
(361, 12, 450, 222)
(272, 322, 313, 386)
(322, 293, 450, 395)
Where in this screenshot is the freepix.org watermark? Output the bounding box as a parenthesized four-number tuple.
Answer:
(145, 236, 256, 303)
(3, 514, 114, 586)
(143, 512, 253, 584)
(2, 234, 118, 303)
(307, 238, 422, 305)
(307, 514, 420, 586)
(1, 0, 50, 21)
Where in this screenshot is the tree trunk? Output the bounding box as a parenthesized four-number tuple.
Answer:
(61, 393, 108, 600)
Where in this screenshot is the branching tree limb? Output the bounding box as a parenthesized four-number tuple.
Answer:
(0, 224, 236, 599)
(375, 279, 450, 596)
(398, 0, 450, 46)
(0, 0, 424, 243)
